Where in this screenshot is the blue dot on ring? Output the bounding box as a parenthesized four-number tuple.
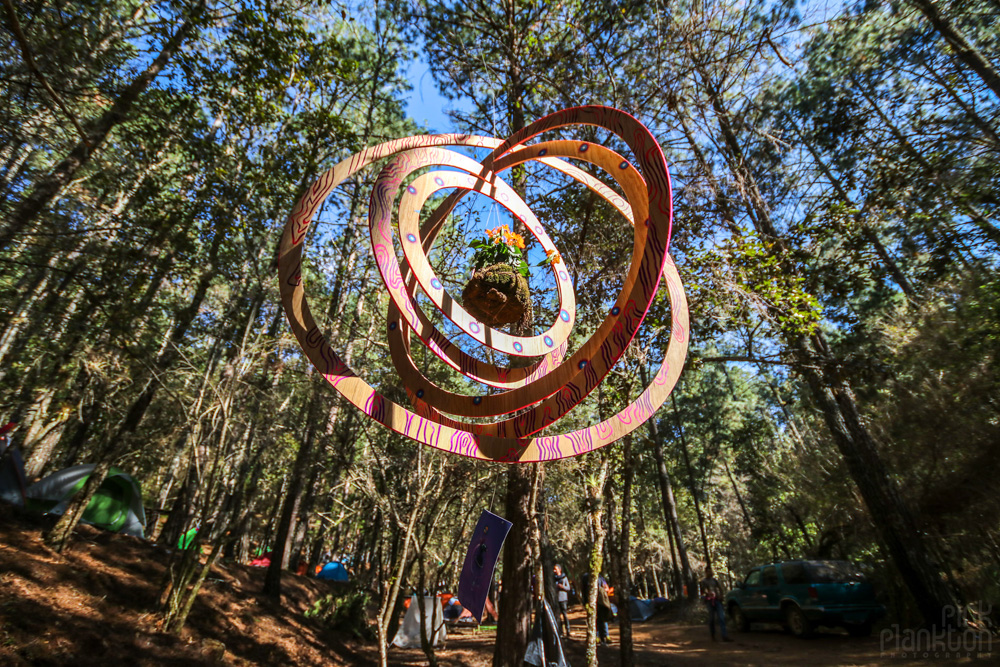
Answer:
(538, 148, 548, 156)
(434, 176, 444, 186)
(473, 396, 482, 405)
(431, 278, 442, 290)
(470, 322, 480, 333)
(406, 233, 417, 243)
(416, 389, 424, 398)
(513, 341, 523, 352)
(619, 160, 629, 170)
(611, 306, 621, 316)
(579, 143, 589, 152)
(559, 271, 568, 281)
(578, 359, 588, 370)
(560, 309, 570, 322)
(407, 185, 417, 194)
(544, 336, 554, 347)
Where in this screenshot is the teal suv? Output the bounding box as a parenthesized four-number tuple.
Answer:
(725, 560, 885, 637)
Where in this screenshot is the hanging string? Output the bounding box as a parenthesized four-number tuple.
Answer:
(483, 78, 501, 234)
(488, 469, 500, 515)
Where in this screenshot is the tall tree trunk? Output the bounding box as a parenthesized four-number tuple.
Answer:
(848, 72, 1000, 249)
(797, 344, 961, 625)
(262, 395, 323, 598)
(492, 51, 534, 665)
(641, 366, 696, 600)
(908, 0, 1000, 100)
(583, 453, 609, 667)
(782, 112, 918, 298)
(0, 1, 207, 250)
(671, 394, 711, 568)
(42, 223, 222, 552)
(375, 475, 429, 667)
(690, 50, 961, 625)
(492, 464, 534, 667)
(538, 483, 559, 617)
(613, 436, 634, 666)
(917, 55, 1000, 148)
(722, 457, 754, 532)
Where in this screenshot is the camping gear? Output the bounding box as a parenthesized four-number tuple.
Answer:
(392, 595, 446, 648)
(629, 597, 655, 622)
(26, 464, 146, 538)
(250, 552, 271, 567)
(458, 510, 513, 623)
(442, 597, 476, 623)
(177, 528, 204, 553)
(316, 561, 350, 582)
(524, 599, 570, 667)
(0, 445, 27, 506)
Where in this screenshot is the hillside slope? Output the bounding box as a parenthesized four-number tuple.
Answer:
(0, 505, 362, 666)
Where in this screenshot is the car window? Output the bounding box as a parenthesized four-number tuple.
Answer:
(782, 562, 809, 585)
(806, 560, 866, 583)
(744, 569, 762, 587)
(762, 566, 779, 586)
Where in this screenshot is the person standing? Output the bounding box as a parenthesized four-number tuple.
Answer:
(700, 566, 733, 642)
(554, 564, 572, 637)
(596, 575, 613, 645)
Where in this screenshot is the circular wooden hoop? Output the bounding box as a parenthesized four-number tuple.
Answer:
(370, 147, 575, 357)
(387, 140, 650, 418)
(277, 106, 689, 462)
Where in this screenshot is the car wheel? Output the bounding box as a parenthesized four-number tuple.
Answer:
(847, 623, 872, 638)
(784, 604, 813, 638)
(729, 604, 750, 633)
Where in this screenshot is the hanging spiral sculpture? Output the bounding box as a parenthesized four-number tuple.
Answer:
(277, 106, 688, 462)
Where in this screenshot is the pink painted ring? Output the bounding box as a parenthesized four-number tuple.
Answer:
(277, 106, 688, 462)
(386, 140, 651, 418)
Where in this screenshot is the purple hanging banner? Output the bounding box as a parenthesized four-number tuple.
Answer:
(458, 510, 512, 623)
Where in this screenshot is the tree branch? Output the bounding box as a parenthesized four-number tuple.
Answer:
(1, 0, 92, 146)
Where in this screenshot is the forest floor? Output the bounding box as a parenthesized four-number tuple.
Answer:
(0, 504, 990, 666)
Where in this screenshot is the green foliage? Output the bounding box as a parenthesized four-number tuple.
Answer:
(468, 226, 530, 278)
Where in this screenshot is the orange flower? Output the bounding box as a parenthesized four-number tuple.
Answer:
(546, 249, 562, 264)
(484, 225, 524, 249)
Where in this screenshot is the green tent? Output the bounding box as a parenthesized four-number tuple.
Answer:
(26, 465, 146, 538)
(178, 526, 203, 552)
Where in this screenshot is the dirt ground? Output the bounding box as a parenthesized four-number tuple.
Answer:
(0, 505, 992, 666)
(388, 609, 993, 667)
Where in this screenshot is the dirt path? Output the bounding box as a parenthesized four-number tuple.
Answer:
(385, 609, 993, 666)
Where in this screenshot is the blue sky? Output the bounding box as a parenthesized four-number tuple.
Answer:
(404, 55, 477, 133)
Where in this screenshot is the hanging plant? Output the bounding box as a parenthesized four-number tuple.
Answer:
(462, 225, 533, 330)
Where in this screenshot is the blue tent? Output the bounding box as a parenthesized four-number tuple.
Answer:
(316, 561, 349, 582)
(629, 596, 656, 621)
